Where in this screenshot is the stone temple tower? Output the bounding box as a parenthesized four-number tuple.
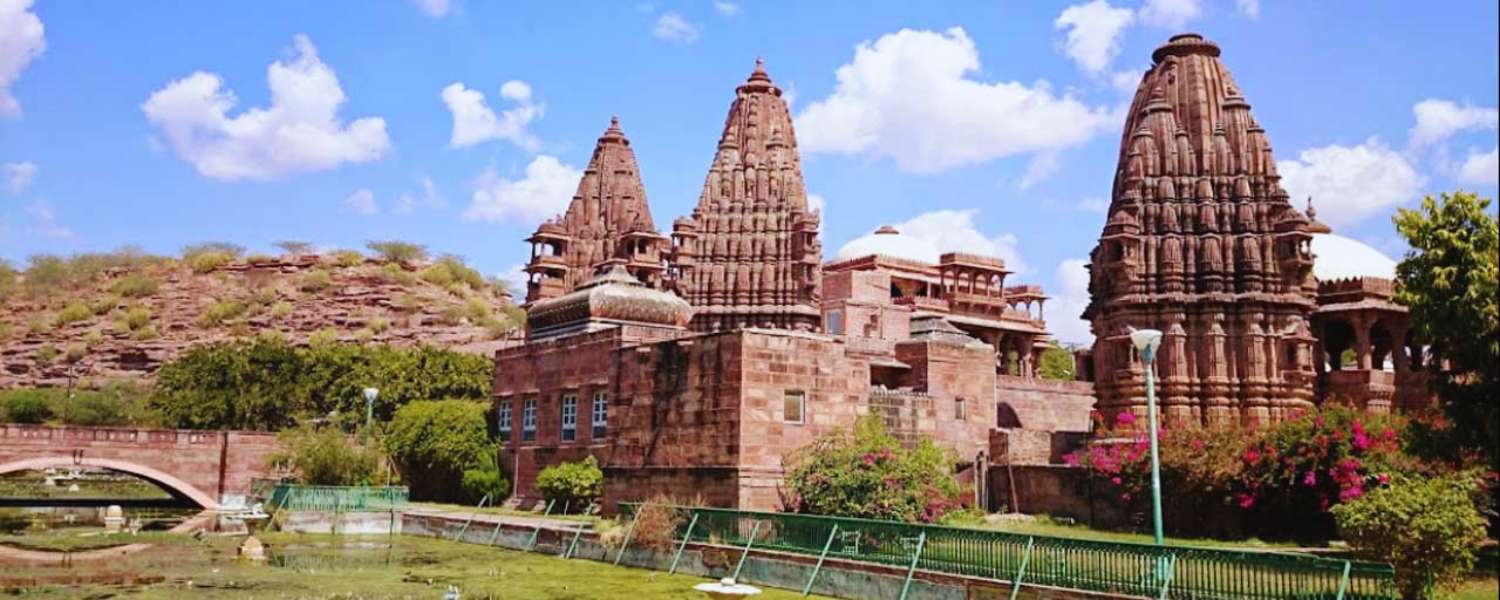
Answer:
(1083, 34, 1320, 427)
(669, 59, 823, 332)
(523, 116, 669, 304)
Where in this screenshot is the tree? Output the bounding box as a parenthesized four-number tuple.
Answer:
(1393, 191, 1499, 473)
(1038, 343, 1077, 381)
(270, 425, 389, 486)
(384, 400, 493, 501)
(275, 241, 314, 255)
(366, 240, 428, 264)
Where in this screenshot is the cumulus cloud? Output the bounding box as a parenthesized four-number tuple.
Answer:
(1138, 0, 1200, 29)
(1054, 1, 1134, 74)
(653, 12, 700, 43)
(1458, 146, 1499, 185)
(1019, 152, 1062, 189)
(895, 209, 1029, 274)
(25, 201, 72, 239)
(5, 160, 36, 195)
(1409, 99, 1499, 148)
(411, 0, 450, 18)
(1, 0, 46, 118)
(464, 156, 582, 224)
(713, 1, 739, 17)
(795, 27, 1115, 174)
(141, 35, 390, 181)
(441, 80, 543, 150)
(343, 189, 377, 216)
(1048, 258, 1094, 345)
(1277, 138, 1424, 228)
(1236, 0, 1261, 19)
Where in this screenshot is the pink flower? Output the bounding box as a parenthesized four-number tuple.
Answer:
(1063, 453, 1081, 467)
(1339, 485, 1364, 502)
(1236, 493, 1256, 509)
(1376, 473, 1391, 485)
(1244, 448, 1261, 464)
(1303, 471, 1317, 487)
(1352, 432, 1371, 451)
(1110, 477, 1123, 486)
(1191, 439, 1205, 451)
(1116, 412, 1137, 425)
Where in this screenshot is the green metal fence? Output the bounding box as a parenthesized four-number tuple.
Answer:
(619, 504, 1398, 600)
(267, 484, 409, 512)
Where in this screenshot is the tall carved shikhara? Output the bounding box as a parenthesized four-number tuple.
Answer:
(669, 60, 823, 332)
(523, 117, 667, 304)
(1083, 34, 1320, 426)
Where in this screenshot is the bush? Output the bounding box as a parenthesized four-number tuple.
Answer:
(299, 269, 334, 292)
(270, 301, 294, 319)
(89, 295, 120, 315)
(378, 262, 416, 286)
(1037, 344, 1076, 381)
(366, 240, 428, 264)
(60, 392, 127, 426)
(461, 451, 510, 503)
(535, 456, 604, 510)
(109, 274, 159, 298)
(198, 300, 247, 327)
(54, 302, 91, 327)
(330, 249, 365, 268)
(2, 391, 54, 424)
(186, 251, 235, 274)
(119, 306, 151, 331)
(1332, 473, 1489, 599)
(783, 417, 963, 523)
(385, 400, 492, 502)
(270, 425, 388, 486)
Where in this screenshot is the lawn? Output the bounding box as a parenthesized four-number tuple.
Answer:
(8, 533, 832, 599)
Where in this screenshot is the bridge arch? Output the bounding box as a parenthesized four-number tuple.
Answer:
(0, 455, 221, 510)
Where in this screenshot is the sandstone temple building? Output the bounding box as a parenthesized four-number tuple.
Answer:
(493, 37, 1428, 512)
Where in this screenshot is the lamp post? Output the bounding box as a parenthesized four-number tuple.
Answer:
(1128, 327, 1165, 547)
(361, 387, 379, 445)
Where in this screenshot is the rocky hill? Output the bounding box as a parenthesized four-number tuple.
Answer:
(0, 247, 523, 388)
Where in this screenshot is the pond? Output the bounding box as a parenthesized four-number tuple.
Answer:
(1, 528, 822, 599)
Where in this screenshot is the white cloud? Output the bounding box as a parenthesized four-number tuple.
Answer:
(1277, 138, 1424, 228)
(464, 155, 582, 224)
(1409, 99, 1499, 148)
(1019, 151, 1061, 189)
(895, 209, 1029, 274)
(412, 0, 450, 17)
(1048, 258, 1093, 345)
(653, 12, 700, 43)
(141, 35, 390, 181)
(5, 160, 36, 195)
(343, 189, 377, 216)
(1053, 1, 1134, 74)
(25, 201, 72, 239)
(1138, 0, 1200, 29)
(1458, 147, 1499, 185)
(441, 80, 543, 150)
(713, 1, 739, 17)
(795, 27, 1114, 174)
(1110, 68, 1143, 94)
(397, 176, 446, 214)
(496, 263, 528, 302)
(1, 0, 46, 118)
(1236, 0, 1260, 19)
(1076, 196, 1109, 213)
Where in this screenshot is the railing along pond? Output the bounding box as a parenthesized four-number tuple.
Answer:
(619, 503, 1398, 600)
(265, 484, 408, 512)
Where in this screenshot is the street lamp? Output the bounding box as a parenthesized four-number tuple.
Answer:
(362, 387, 379, 445)
(1128, 327, 1165, 547)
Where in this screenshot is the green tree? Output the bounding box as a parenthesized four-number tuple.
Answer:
(366, 240, 428, 264)
(1393, 191, 1499, 472)
(1332, 473, 1489, 600)
(783, 417, 963, 523)
(1037, 343, 1077, 381)
(1, 390, 54, 424)
(269, 425, 389, 486)
(384, 400, 492, 501)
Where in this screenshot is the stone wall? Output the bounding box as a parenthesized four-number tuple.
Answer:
(994, 376, 1096, 432)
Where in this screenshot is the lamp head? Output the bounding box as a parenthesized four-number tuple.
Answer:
(1128, 327, 1163, 353)
(362, 387, 379, 402)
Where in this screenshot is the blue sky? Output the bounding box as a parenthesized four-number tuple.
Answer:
(2, 0, 1497, 342)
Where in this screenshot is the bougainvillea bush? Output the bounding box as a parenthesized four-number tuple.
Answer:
(782, 417, 963, 523)
(1066, 406, 1450, 539)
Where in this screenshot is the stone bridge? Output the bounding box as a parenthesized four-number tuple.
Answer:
(0, 424, 283, 510)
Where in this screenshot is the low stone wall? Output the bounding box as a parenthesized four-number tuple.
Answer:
(277, 510, 402, 534)
(402, 510, 1138, 600)
(987, 464, 1131, 528)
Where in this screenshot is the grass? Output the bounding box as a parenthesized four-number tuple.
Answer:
(967, 515, 1304, 550)
(406, 501, 602, 524)
(5, 533, 830, 599)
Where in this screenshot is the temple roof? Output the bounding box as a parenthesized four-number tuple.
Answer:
(1311, 233, 1397, 281)
(835, 224, 942, 264)
(527, 265, 692, 337)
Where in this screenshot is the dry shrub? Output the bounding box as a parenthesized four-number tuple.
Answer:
(624, 493, 707, 551)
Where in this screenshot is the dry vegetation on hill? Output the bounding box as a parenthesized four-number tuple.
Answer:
(0, 241, 523, 388)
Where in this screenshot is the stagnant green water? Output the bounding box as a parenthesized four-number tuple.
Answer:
(2, 523, 823, 599)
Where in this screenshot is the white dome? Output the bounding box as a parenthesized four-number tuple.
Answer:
(835, 225, 942, 263)
(1311, 233, 1397, 281)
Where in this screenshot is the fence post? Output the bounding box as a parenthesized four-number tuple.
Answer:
(1335, 560, 1351, 600)
(524, 499, 555, 553)
(613, 504, 644, 566)
(486, 518, 504, 547)
(1008, 537, 1034, 600)
(454, 493, 491, 542)
(802, 524, 839, 597)
(669, 511, 700, 575)
(1157, 554, 1176, 600)
(731, 520, 764, 582)
(897, 531, 927, 600)
(562, 523, 586, 559)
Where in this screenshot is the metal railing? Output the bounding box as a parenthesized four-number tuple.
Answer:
(619, 504, 1398, 600)
(267, 484, 409, 512)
